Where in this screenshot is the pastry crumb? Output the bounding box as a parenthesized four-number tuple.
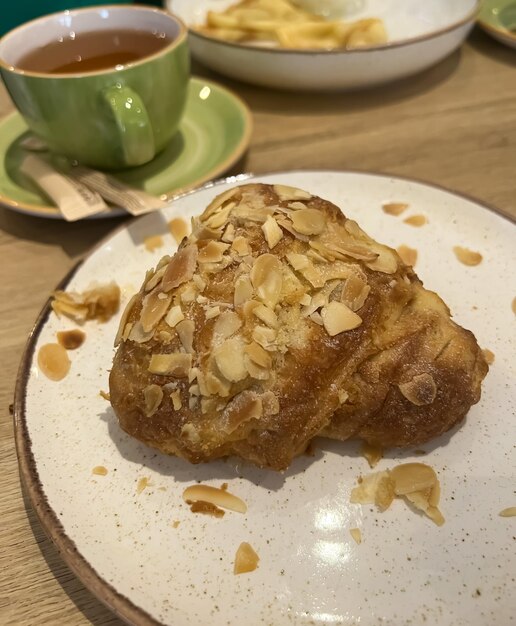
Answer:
(168, 217, 190, 244)
(137, 477, 151, 494)
(38, 343, 71, 381)
(349, 528, 362, 544)
(172, 520, 180, 528)
(234, 542, 259, 574)
(99, 390, 110, 401)
(189, 500, 225, 518)
(499, 507, 516, 517)
(92, 466, 108, 476)
(403, 215, 427, 227)
(396, 245, 417, 267)
(453, 246, 482, 266)
(482, 349, 495, 365)
(144, 235, 164, 252)
(56, 329, 86, 350)
(382, 202, 408, 216)
(361, 442, 383, 468)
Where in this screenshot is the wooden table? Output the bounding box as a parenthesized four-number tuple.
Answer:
(1, 28, 515, 626)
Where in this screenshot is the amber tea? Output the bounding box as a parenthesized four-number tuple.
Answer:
(17, 29, 171, 74)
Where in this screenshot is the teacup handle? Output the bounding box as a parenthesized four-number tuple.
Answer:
(102, 85, 155, 168)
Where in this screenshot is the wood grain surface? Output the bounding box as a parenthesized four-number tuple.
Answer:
(1, 28, 515, 626)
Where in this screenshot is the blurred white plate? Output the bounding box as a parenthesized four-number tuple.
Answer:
(16, 171, 516, 625)
(166, 0, 479, 90)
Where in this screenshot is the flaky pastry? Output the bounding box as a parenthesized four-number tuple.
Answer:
(109, 184, 488, 470)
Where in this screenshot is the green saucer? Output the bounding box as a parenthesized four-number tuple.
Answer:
(0, 77, 252, 219)
(478, 0, 516, 49)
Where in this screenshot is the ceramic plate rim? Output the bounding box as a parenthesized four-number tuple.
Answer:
(14, 168, 514, 626)
(0, 77, 252, 220)
(171, 0, 480, 55)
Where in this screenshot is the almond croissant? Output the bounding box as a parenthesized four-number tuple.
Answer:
(109, 183, 488, 470)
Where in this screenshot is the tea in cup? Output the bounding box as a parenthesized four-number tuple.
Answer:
(0, 5, 190, 169)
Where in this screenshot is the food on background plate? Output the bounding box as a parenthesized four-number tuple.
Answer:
(109, 183, 488, 471)
(194, 0, 387, 49)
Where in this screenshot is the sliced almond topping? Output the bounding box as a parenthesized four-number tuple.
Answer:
(261, 215, 284, 249)
(350, 471, 393, 507)
(310, 312, 323, 325)
(321, 301, 362, 336)
(231, 236, 251, 257)
(201, 188, 237, 220)
(128, 321, 154, 343)
(244, 356, 270, 380)
(148, 353, 192, 377)
(307, 249, 328, 264)
(188, 367, 199, 383)
(183, 484, 247, 514)
(168, 217, 189, 244)
(299, 294, 312, 306)
(205, 202, 234, 229)
(198, 240, 230, 264)
(325, 242, 378, 262)
(176, 319, 195, 353)
(205, 371, 231, 397)
(361, 442, 383, 468)
(157, 329, 172, 343)
(221, 223, 235, 243)
(499, 507, 516, 517)
(242, 300, 261, 320)
(192, 274, 206, 292)
(290, 208, 326, 235)
(382, 202, 408, 216)
(221, 390, 263, 432)
(341, 275, 370, 312)
(276, 218, 310, 242)
(114, 293, 139, 346)
(366, 249, 398, 274)
(144, 235, 163, 252)
(38, 343, 71, 381)
(253, 304, 278, 329)
(56, 329, 86, 350)
(206, 306, 221, 320)
(397, 245, 418, 267)
(250, 254, 283, 309)
(140, 290, 172, 332)
(344, 219, 368, 238)
(234, 542, 259, 575)
(213, 310, 242, 344)
(170, 390, 182, 410)
(244, 341, 272, 368)
(482, 348, 495, 365)
(399, 373, 437, 406)
(338, 390, 349, 404)
(144, 266, 167, 292)
(404, 215, 427, 227)
(286, 252, 310, 271)
(404, 491, 445, 526)
(164, 305, 184, 328)
(191, 221, 223, 241)
(453, 246, 483, 266)
(349, 528, 362, 544)
(273, 184, 311, 202)
(180, 284, 197, 303)
(234, 275, 254, 307)
(162, 245, 198, 292)
(214, 337, 248, 382)
(261, 391, 280, 415)
(252, 325, 277, 350)
(287, 201, 308, 210)
(143, 384, 163, 416)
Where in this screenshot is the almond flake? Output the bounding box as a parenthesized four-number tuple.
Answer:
(198, 240, 230, 263)
(114, 293, 139, 346)
(162, 245, 198, 292)
(287, 201, 308, 210)
(310, 312, 324, 325)
(453, 246, 483, 266)
(399, 373, 437, 406)
(253, 304, 278, 328)
(244, 356, 270, 380)
(143, 384, 163, 416)
(234, 275, 254, 307)
(499, 507, 516, 517)
(299, 294, 312, 306)
(206, 306, 221, 320)
(349, 528, 362, 544)
(234, 542, 259, 575)
(390, 463, 438, 495)
(341, 275, 370, 311)
(148, 353, 192, 377)
(366, 249, 398, 274)
(213, 310, 242, 344)
(170, 390, 182, 410)
(214, 337, 247, 382)
(273, 184, 311, 202)
(128, 321, 154, 343)
(180, 284, 197, 303)
(92, 466, 108, 476)
(205, 371, 231, 397)
(286, 253, 310, 271)
(38, 343, 71, 381)
(205, 203, 234, 229)
(140, 290, 171, 332)
(290, 209, 326, 235)
(164, 305, 184, 328)
(144, 266, 167, 292)
(176, 319, 195, 353)
(144, 235, 163, 252)
(250, 254, 283, 309)
(244, 341, 272, 368)
(262, 216, 284, 249)
(252, 326, 277, 350)
(192, 274, 206, 291)
(202, 188, 237, 220)
(382, 202, 408, 216)
(404, 215, 427, 227)
(325, 242, 378, 262)
(276, 218, 310, 242)
(51, 283, 120, 323)
(397, 245, 418, 267)
(183, 484, 247, 514)
(321, 301, 362, 336)
(221, 223, 236, 243)
(231, 236, 251, 256)
(168, 217, 189, 244)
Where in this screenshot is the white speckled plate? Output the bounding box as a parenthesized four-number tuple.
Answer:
(15, 171, 516, 626)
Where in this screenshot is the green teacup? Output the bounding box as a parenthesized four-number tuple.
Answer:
(0, 5, 190, 170)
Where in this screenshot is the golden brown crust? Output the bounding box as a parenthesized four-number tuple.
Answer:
(109, 183, 488, 470)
